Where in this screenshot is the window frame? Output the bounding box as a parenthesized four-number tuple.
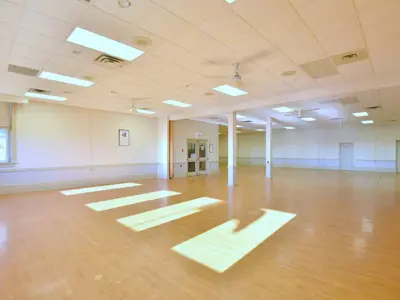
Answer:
(0, 127, 10, 163)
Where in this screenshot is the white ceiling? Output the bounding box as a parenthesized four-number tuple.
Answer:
(1, 0, 400, 119)
(196, 85, 400, 132)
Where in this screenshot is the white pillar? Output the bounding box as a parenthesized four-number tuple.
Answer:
(266, 117, 272, 178)
(227, 112, 237, 186)
(157, 117, 169, 179)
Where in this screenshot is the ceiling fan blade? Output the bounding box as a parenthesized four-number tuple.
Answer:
(239, 50, 270, 64)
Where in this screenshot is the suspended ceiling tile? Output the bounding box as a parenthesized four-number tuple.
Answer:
(93, 0, 157, 26)
(295, 0, 366, 55)
(16, 29, 63, 53)
(139, 5, 192, 43)
(9, 55, 45, 71)
(257, 9, 326, 65)
(26, 0, 89, 24)
(338, 60, 375, 83)
(11, 43, 51, 63)
(316, 74, 346, 87)
(150, 0, 217, 26)
(0, 1, 22, 24)
(20, 9, 73, 40)
(234, 0, 293, 28)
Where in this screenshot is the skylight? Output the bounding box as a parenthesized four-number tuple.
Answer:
(301, 117, 316, 122)
(212, 85, 248, 97)
(163, 100, 192, 108)
(273, 107, 294, 113)
(67, 27, 144, 61)
(353, 112, 369, 117)
(361, 120, 374, 124)
(39, 71, 94, 87)
(136, 108, 155, 115)
(24, 92, 66, 101)
(284, 126, 295, 130)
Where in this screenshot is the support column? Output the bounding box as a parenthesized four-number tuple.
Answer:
(227, 112, 237, 186)
(157, 117, 169, 179)
(266, 117, 272, 178)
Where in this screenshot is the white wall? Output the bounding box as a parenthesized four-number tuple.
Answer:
(220, 124, 399, 172)
(0, 102, 159, 192)
(173, 119, 219, 177)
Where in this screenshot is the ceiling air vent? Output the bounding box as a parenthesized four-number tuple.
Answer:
(366, 105, 381, 110)
(8, 64, 39, 77)
(28, 88, 50, 95)
(301, 58, 339, 79)
(94, 54, 125, 68)
(332, 49, 369, 66)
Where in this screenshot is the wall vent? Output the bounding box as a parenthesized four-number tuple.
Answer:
(28, 88, 51, 95)
(94, 54, 125, 68)
(8, 64, 39, 77)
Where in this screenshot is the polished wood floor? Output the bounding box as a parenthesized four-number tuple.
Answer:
(1, 167, 400, 299)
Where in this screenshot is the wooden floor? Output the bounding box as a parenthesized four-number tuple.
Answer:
(1, 167, 400, 299)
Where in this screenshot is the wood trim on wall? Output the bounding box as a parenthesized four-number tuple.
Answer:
(169, 120, 174, 179)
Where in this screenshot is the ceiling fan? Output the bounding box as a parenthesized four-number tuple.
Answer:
(110, 91, 153, 112)
(205, 62, 246, 87)
(203, 50, 270, 86)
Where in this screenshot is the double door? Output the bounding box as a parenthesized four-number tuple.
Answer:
(187, 139, 208, 176)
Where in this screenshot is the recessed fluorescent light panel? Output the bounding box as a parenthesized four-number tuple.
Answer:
(39, 71, 94, 87)
(361, 120, 374, 124)
(353, 112, 369, 117)
(236, 114, 246, 119)
(301, 117, 316, 122)
(212, 85, 248, 97)
(136, 108, 155, 115)
(236, 125, 243, 128)
(256, 129, 265, 131)
(284, 126, 295, 130)
(163, 100, 192, 108)
(225, 0, 237, 3)
(273, 107, 294, 113)
(67, 27, 144, 61)
(24, 92, 66, 101)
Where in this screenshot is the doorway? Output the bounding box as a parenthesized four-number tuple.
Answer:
(339, 143, 354, 171)
(187, 139, 208, 176)
(396, 141, 400, 173)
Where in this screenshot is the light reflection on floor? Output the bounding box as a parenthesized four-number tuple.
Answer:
(60, 182, 141, 195)
(86, 190, 181, 211)
(117, 197, 222, 231)
(172, 209, 296, 273)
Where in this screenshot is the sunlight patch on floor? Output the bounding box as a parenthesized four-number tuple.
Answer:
(172, 209, 296, 273)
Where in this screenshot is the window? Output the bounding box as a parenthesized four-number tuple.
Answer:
(0, 128, 8, 163)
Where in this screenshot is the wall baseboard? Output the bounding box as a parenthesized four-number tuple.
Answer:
(219, 157, 396, 173)
(0, 163, 158, 194)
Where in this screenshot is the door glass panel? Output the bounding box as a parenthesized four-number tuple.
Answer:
(199, 161, 206, 171)
(188, 162, 196, 172)
(188, 142, 196, 159)
(199, 143, 206, 158)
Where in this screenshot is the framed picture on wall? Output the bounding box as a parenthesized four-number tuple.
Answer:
(209, 144, 213, 153)
(119, 129, 130, 146)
